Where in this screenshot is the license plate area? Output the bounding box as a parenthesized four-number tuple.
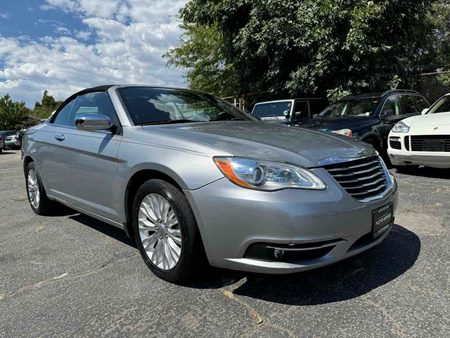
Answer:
(423, 139, 445, 151)
(372, 203, 393, 237)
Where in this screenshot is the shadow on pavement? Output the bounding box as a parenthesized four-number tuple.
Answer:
(69, 213, 136, 248)
(46, 204, 79, 217)
(190, 224, 421, 305)
(66, 211, 420, 304)
(395, 167, 450, 179)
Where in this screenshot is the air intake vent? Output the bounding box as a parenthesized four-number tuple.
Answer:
(324, 156, 389, 202)
(404, 136, 410, 151)
(411, 135, 450, 152)
(389, 137, 401, 150)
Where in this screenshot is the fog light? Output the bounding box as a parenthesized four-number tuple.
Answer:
(274, 249, 285, 259)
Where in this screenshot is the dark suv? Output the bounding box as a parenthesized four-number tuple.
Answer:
(299, 90, 429, 158)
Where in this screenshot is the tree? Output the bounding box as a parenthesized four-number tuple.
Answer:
(429, 0, 450, 66)
(177, 0, 435, 99)
(0, 94, 30, 130)
(33, 90, 62, 119)
(428, 0, 450, 86)
(165, 24, 238, 97)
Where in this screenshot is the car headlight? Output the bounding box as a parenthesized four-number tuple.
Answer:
(392, 121, 410, 133)
(332, 129, 353, 137)
(213, 157, 326, 191)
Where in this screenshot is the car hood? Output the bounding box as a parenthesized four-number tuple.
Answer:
(405, 112, 450, 134)
(144, 121, 376, 168)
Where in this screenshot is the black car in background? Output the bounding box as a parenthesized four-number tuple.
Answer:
(298, 90, 429, 159)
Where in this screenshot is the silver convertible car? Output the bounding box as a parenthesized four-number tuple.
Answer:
(23, 85, 398, 283)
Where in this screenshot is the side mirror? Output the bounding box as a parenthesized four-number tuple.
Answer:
(381, 109, 395, 118)
(421, 108, 429, 115)
(75, 113, 112, 131)
(283, 110, 290, 119)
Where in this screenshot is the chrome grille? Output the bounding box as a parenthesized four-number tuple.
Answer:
(411, 135, 450, 152)
(324, 156, 389, 202)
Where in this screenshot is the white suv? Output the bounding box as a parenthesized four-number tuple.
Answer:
(388, 94, 450, 169)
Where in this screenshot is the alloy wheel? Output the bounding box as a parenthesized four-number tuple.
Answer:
(138, 193, 182, 270)
(27, 169, 40, 209)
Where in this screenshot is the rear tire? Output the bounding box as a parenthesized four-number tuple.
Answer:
(25, 161, 55, 215)
(131, 179, 206, 284)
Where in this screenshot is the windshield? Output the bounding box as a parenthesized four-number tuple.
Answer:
(319, 98, 380, 118)
(252, 102, 291, 118)
(428, 96, 450, 114)
(118, 87, 254, 125)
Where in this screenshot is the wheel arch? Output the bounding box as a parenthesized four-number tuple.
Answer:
(123, 168, 184, 239)
(360, 132, 383, 152)
(23, 155, 34, 172)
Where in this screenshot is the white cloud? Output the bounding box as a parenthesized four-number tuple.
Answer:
(55, 26, 71, 35)
(0, 12, 11, 20)
(0, 0, 187, 106)
(75, 30, 91, 40)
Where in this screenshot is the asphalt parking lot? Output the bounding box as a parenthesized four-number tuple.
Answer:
(0, 150, 449, 337)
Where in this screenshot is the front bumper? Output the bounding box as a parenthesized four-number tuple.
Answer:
(389, 148, 450, 169)
(185, 168, 398, 274)
(5, 140, 19, 147)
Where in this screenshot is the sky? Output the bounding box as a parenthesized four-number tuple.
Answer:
(0, 0, 188, 106)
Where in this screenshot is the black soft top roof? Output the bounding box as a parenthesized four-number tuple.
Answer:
(72, 85, 116, 96)
(52, 85, 116, 118)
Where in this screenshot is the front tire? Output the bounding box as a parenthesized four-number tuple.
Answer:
(25, 162, 55, 215)
(132, 179, 205, 284)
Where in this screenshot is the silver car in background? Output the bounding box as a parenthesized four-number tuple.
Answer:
(23, 85, 397, 283)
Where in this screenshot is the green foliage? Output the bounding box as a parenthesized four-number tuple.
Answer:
(387, 75, 403, 90)
(33, 90, 62, 119)
(326, 87, 352, 103)
(438, 72, 450, 86)
(177, 0, 435, 97)
(0, 94, 30, 130)
(164, 24, 238, 97)
(428, 0, 450, 66)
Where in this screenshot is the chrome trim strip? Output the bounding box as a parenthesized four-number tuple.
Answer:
(344, 177, 386, 191)
(330, 164, 382, 178)
(266, 240, 345, 252)
(338, 171, 384, 184)
(326, 159, 380, 171)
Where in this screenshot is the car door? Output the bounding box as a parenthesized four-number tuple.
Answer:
(399, 94, 423, 119)
(291, 100, 310, 123)
(376, 95, 404, 149)
(412, 95, 430, 114)
(43, 91, 123, 222)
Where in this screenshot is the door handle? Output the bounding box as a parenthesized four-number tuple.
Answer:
(54, 134, 65, 141)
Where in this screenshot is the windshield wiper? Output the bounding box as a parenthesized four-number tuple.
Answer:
(210, 117, 248, 122)
(141, 119, 201, 125)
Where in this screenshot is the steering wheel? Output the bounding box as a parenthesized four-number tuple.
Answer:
(214, 112, 235, 121)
